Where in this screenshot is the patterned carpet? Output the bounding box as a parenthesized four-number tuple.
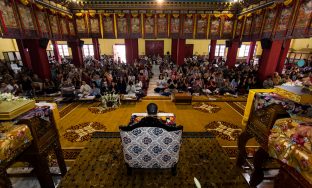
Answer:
(58, 132, 248, 188)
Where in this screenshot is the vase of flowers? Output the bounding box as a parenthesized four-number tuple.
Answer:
(101, 93, 120, 108)
(0, 92, 29, 103)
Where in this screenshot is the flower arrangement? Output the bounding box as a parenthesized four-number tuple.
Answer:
(0, 92, 29, 102)
(101, 93, 120, 108)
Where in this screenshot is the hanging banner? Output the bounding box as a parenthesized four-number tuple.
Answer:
(116, 13, 128, 38)
(242, 15, 252, 41)
(182, 14, 194, 39)
(48, 13, 61, 40)
(60, 17, 69, 40)
(89, 13, 101, 38)
(102, 14, 115, 38)
(209, 15, 221, 39)
(262, 6, 278, 38)
(196, 14, 207, 39)
(144, 14, 155, 38)
(0, 0, 22, 38)
(130, 13, 141, 38)
(16, 2, 37, 38)
(75, 13, 88, 38)
(251, 12, 264, 41)
(292, 0, 312, 38)
(156, 14, 168, 38)
(170, 14, 180, 38)
(222, 15, 234, 39)
(34, 8, 50, 38)
(68, 18, 76, 39)
(274, 2, 295, 39)
(234, 17, 244, 39)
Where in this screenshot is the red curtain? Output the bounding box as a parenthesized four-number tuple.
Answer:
(171, 39, 178, 63)
(125, 39, 138, 64)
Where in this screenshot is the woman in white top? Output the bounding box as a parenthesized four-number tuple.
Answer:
(154, 74, 167, 93)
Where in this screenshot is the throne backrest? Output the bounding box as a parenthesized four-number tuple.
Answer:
(120, 126, 182, 169)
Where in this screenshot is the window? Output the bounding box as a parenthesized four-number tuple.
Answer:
(238, 44, 258, 58)
(209, 44, 226, 57)
(83, 44, 94, 57)
(50, 44, 69, 57)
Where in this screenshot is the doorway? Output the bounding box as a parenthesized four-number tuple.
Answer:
(113, 44, 126, 63)
(185, 44, 194, 58)
(145, 40, 164, 57)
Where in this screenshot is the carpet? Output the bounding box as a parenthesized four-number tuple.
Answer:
(58, 132, 248, 188)
(192, 102, 221, 113)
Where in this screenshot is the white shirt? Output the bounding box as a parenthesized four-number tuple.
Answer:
(80, 84, 91, 95)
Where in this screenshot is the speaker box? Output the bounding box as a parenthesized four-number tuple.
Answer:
(225, 40, 232, 48)
(39, 38, 49, 49)
(261, 38, 272, 49)
(79, 40, 84, 47)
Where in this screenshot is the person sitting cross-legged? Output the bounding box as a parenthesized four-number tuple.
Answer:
(79, 81, 91, 98)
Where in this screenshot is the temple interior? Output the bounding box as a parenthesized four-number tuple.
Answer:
(0, 0, 311, 187)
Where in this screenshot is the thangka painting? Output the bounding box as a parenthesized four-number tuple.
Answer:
(117, 14, 128, 38)
(274, 4, 294, 39)
(75, 15, 88, 38)
(170, 15, 180, 38)
(157, 14, 167, 38)
(242, 16, 252, 41)
(262, 8, 277, 38)
(222, 18, 233, 39)
(0, 0, 21, 38)
(60, 18, 68, 38)
(210, 16, 220, 39)
(102, 14, 115, 38)
(68, 20, 76, 37)
(16, 3, 37, 38)
(144, 14, 155, 38)
(251, 13, 264, 40)
(196, 14, 207, 39)
(35, 10, 50, 38)
(89, 15, 101, 38)
(292, 0, 312, 37)
(49, 15, 61, 40)
(183, 14, 193, 38)
(234, 18, 243, 39)
(130, 14, 141, 38)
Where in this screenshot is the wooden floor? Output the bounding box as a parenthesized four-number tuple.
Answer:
(57, 100, 252, 149)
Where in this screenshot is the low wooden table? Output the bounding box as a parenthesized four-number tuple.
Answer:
(121, 95, 137, 104)
(172, 93, 192, 104)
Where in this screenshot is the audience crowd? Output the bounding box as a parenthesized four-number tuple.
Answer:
(0, 54, 311, 99)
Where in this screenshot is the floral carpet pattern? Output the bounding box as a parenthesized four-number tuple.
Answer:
(205, 121, 242, 141)
(88, 106, 118, 114)
(63, 122, 106, 142)
(192, 102, 221, 113)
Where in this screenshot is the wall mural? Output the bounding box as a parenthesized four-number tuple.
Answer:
(49, 14, 61, 40)
(234, 17, 243, 39)
(117, 14, 128, 38)
(242, 16, 252, 41)
(89, 14, 101, 38)
(262, 7, 277, 38)
(222, 17, 233, 39)
(130, 14, 141, 38)
(292, 0, 312, 37)
(251, 13, 264, 40)
(102, 14, 114, 38)
(196, 14, 207, 39)
(35, 10, 50, 38)
(60, 18, 68, 37)
(210, 16, 220, 39)
(170, 14, 180, 38)
(75, 14, 88, 38)
(275, 4, 294, 39)
(144, 14, 155, 38)
(0, 0, 21, 38)
(157, 14, 167, 38)
(17, 3, 37, 38)
(68, 20, 76, 37)
(183, 14, 194, 38)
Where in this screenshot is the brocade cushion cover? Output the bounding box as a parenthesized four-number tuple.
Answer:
(120, 127, 182, 169)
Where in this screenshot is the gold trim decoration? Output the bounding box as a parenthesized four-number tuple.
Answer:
(246, 13, 252, 17)
(35, 3, 44, 10)
(103, 13, 110, 17)
(200, 14, 207, 19)
(283, 0, 293, 6)
(207, 14, 210, 38)
(268, 3, 277, 9)
(114, 14, 117, 38)
(132, 13, 138, 17)
(99, 14, 103, 38)
(19, 0, 29, 6)
(173, 14, 179, 18)
(186, 14, 193, 18)
(118, 13, 125, 17)
(146, 13, 153, 17)
(232, 19, 237, 39)
(238, 15, 244, 20)
(159, 14, 166, 18)
(75, 13, 84, 17)
(89, 12, 96, 18)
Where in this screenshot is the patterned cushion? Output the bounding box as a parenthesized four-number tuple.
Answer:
(120, 127, 182, 169)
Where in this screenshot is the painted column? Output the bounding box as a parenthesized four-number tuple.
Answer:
(51, 40, 62, 63)
(67, 39, 84, 67)
(246, 41, 256, 64)
(225, 41, 239, 68)
(258, 40, 283, 82)
(209, 39, 217, 62)
(92, 38, 100, 60)
(16, 39, 32, 69)
(23, 39, 51, 79)
(276, 39, 291, 74)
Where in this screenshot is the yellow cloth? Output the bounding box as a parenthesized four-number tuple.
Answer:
(242, 89, 276, 127)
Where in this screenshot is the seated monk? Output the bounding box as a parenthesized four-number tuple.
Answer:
(128, 103, 162, 126)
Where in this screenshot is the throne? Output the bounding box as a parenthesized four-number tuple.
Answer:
(119, 117, 183, 175)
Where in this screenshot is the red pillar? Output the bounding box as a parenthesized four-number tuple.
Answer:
(209, 40, 217, 62)
(92, 38, 100, 60)
(246, 41, 256, 64)
(226, 41, 239, 68)
(68, 39, 83, 67)
(51, 40, 62, 63)
(171, 39, 178, 63)
(276, 39, 291, 74)
(16, 39, 32, 69)
(125, 39, 138, 64)
(177, 39, 185, 65)
(258, 40, 283, 82)
(23, 39, 51, 79)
